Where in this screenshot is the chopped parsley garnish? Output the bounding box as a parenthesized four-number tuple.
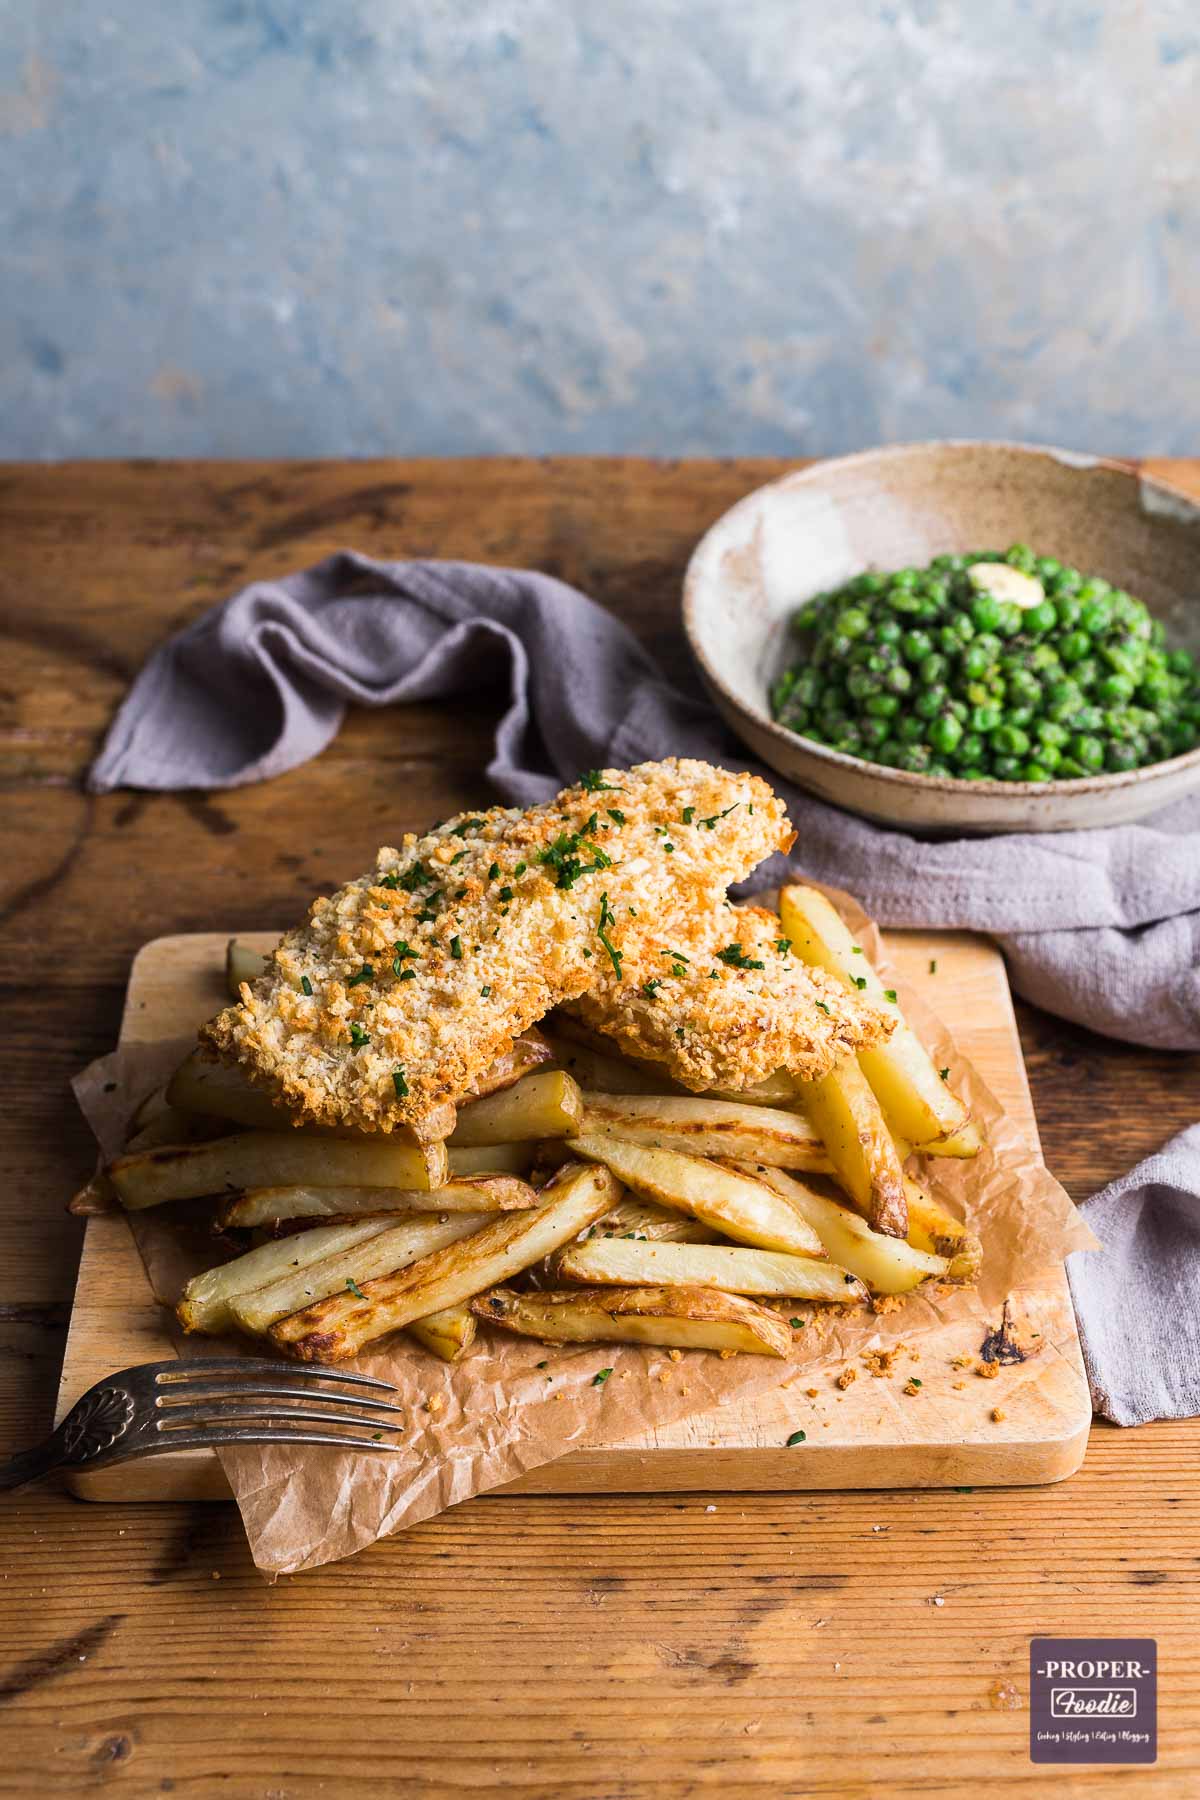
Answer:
(592, 1367, 613, 1385)
(661, 949, 690, 963)
(699, 802, 740, 829)
(789, 1318, 805, 1329)
(716, 943, 765, 971)
(939, 1067, 950, 1082)
(929, 958, 938, 975)
(853, 975, 867, 990)
(774, 937, 792, 956)
(349, 1023, 370, 1048)
(392, 1068, 409, 1097)
(681, 806, 695, 824)
(450, 935, 463, 960)
(536, 1360, 548, 1369)
(909, 1377, 923, 1388)
(579, 770, 622, 793)
(643, 978, 663, 999)
(378, 872, 400, 889)
(300, 976, 313, 996)
(851, 945, 863, 955)
(815, 1000, 830, 1014)
(596, 892, 623, 978)
(538, 829, 612, 891)
(451, 817, 485, 837)
(514, 861, 526, 876)
(399, 968, 415, 981)
(884, 989, 898, 1003)
(487, 862, 500, 881)
(663, 841, 675, 853)
(785, 1429, 807, 1446)
(498, 886, 513, 902)
(416, 903, 440, 924)
(347, 965, 374, 987)
(397, 861, 431, 892)
(607, 808, 626, 826)
(449, 849, 467, 865)
(346, 1278, 366, 1299)
(392, 941, 419, 975)
(481, 984, 491, 998)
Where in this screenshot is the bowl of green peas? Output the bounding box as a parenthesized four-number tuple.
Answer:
(683, 442, 1200, 833)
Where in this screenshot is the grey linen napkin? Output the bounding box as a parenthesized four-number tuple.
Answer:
(89, 553, 1200, 1423)
(1068, 1126, 1200, 1425)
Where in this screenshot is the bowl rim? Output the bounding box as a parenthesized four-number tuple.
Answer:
(681, 439, 1200, 802)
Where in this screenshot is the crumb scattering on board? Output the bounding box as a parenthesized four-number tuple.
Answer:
(977, 1360, 1000, 1380)
(835, 1367, 858, 1390)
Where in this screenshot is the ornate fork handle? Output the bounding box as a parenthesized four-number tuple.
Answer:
(1, 1384, 137, 1490)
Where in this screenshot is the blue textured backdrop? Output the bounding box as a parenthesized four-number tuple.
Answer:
(2, 1, 1196, 459)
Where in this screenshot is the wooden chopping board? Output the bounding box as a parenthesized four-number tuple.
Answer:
(57, 931, 1091, 1502)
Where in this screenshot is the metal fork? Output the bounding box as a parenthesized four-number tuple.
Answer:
(0, 1358, 402, 1488)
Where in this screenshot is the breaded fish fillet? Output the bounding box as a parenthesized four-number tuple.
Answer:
(200, 760, 792, 1132)
(567, 901, 892, 1093)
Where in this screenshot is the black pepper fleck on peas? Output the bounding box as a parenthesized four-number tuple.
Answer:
(770, 548, 1200, 781)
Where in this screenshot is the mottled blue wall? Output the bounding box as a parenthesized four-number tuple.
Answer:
(2, 2, 1196, 459)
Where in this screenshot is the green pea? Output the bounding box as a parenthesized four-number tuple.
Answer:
(1106, 741, 1139, 773)
(1030, 643, 1062, 672)
(1079, 599, 1112, 635)
(1035, 743, 1062, 772)
(992, 755, 1023, 780)
(884, 665, 913, 695)
(914, 686, 949, 720)
(1046, 682, 1083, 722)
(918, 653, 949, 687)
(1069, 704, 1104, 733)
(1021, 761, 1053, 782)
(864, 693, 900, 719)
(970, 704, 1001, 734)
(1054, 595, 1083, 629)
(901, 629, 934, 663)
(1059, 630, 1090, 665)
(963, 644, 993, 680)
(1034, 556, 1061, 582)
(948, 699, 969, 723)
(991, 723, 1030, 757)
(1024, 600, 1057, 635)
(1069, 734, 1105, 771)
(1056, 756, 1086, 778)
(954, 732, 985, 767)
(836, 607, 871, 638)
(1036, 719, 1070, 748)
(1007, 704, 1036, 729)
(1077, 579, 1110, 603)
(1167, 648, 1194, 678)
(960, 767, 991, 781)
(897, 715, 926, 744)
(970, 593, 1004, 633)
(928, 714, 963, 754)
(898, 745, 932, 773)
(875, 617, 903, 644)
(1006, 543, 1035, 571)
(860, 716, 890, 746)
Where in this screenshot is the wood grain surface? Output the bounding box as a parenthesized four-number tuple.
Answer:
(1, 456, 1198, 1796)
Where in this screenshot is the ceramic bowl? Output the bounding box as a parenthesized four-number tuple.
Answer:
(683, 442, 1200, 834)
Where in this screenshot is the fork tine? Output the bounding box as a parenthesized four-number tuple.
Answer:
(158, 1405, 404, 1433)
(153, 1358, 395, 1392)
(149, 1428, 400, 1455)
(156, 1385, 403, 1415)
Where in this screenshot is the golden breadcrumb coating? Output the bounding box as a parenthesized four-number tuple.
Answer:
(568, 901, 892, 1091)
(200, 759, 792, 1131)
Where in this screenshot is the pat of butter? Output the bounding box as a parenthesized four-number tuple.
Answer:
(967, 562, 1045, 610)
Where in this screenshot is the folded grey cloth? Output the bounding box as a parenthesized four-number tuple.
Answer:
(1068, 1125, 1200, 1424)
(87, 552, 1200, 1425)
(90, 551, 1200, 1050)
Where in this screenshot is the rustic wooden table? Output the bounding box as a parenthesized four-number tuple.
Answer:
(1, 458, 1197, 1796)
